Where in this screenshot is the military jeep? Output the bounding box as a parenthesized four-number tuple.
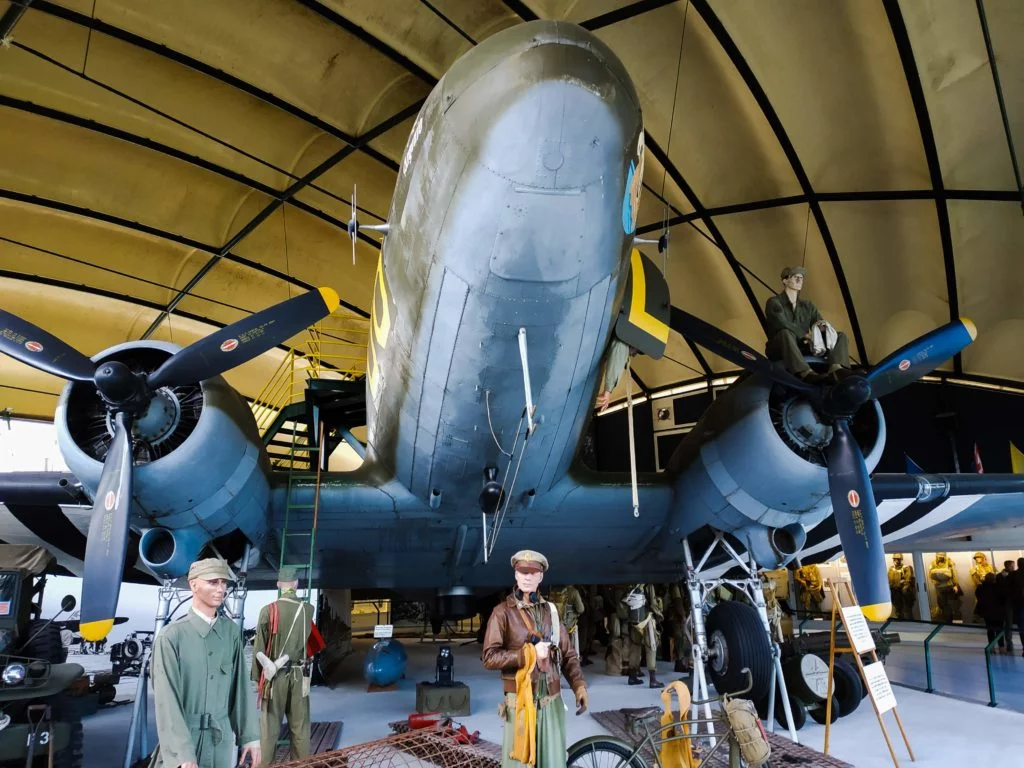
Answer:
(0, 545, 84, 768)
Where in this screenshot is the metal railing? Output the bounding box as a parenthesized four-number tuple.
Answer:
(248, 310, 369, 438)
(800, 614, 1012, 708)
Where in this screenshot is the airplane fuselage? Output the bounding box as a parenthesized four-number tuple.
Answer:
(365, 22, 644, 513)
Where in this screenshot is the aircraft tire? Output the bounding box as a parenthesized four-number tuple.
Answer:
(808, 695, 841, 725)
(704, 601, 772, 702)
(832, 659, 863, 716)
(774, 692, 807, 731)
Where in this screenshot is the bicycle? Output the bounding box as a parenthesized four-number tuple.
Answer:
(566, 669, 768, 768)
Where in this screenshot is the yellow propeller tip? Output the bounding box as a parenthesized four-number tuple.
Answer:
(80, 618, 114, 642)
(960, 317, 977, 341)
(318, 287, 341, 314)
(861, 602, 892, 622)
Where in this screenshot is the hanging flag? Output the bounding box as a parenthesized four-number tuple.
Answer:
(973, 442, 984, 474)
(904, 454, 925, 475)
(1011, 442, 1024, 474)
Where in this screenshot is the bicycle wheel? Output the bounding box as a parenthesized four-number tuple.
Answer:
(566, 738, 648, 768)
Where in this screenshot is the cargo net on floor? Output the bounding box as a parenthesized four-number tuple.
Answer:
(271, 729, 501, 768)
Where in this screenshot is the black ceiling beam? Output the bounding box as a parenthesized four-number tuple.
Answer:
(692, 0, 867, 365)
(0, 0, 34, 39)
(502, 1, 539, 22)
(0, 188, 370, 318)
(884, 1, 962, 373)
(295, 0, 437, 85)
(30, 1, 403, 173)
(975, 0, 1024, 214)
(682, 339, 712, 376)
(635, 188, 1020, 234)
(142, 99, 419, 338)
(644, 132, 766, 329)
(419, 0, 476, 45)
(581, 0, 680, 31)
(0, 96, 384, 246)
(11, 40, 386, 225)
(629, 367, 652, 399)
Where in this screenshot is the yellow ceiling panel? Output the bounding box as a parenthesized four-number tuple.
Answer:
(899, 0, 1017, 190)
(637, 151, 696, 227)
(713, 0, 930, 192)
(823, 200, 948, 366)
(428, 0, 520, 43)
(223, 200, 376, 315)
(527, 0, 636, 23)
(0, 275, 158, 363)
(316, 0, 473, 80)
(292, 139, 398, 225)
(976, 0, 1024, 184)
(367, 117, 416, 170)
(0, 43, 282, 194)
(91, 0, 430, 137)
(0, 107, 267, 248)
(0, 200, 205, 304)
(597, 5, 801, 207)
(5, 2, 91, 71)
(661, 222, 764, 373)
(950, 200, 1024, 382)
(12, 14, 324, 188)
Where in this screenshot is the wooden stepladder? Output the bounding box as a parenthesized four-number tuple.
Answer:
(824, 580, 915, 767)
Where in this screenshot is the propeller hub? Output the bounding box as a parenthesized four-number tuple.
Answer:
(823, 375, 871, 416)
(108, 388, 180, 446)
(94, 361, 147, 407)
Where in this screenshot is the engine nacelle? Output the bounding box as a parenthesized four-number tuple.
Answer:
(54, 341, 271, 579)
(666, 374, 885, 568)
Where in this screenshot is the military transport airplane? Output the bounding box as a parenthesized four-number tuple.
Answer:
(2, 21, 1024, 688)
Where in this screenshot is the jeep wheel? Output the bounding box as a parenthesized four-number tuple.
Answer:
(22, 621, 67, 664)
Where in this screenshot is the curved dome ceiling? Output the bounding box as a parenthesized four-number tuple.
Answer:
(1, 0, 1022, 421)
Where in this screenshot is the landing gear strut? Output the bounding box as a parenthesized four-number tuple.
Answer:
(683, 531, 800, 744)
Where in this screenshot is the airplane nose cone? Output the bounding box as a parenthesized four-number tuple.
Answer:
(441, 21, 642, 191)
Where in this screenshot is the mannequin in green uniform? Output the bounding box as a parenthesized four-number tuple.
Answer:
(151, 558, 260, 768)
(765, 266, 850, 383)
(252, 567, 315, 767)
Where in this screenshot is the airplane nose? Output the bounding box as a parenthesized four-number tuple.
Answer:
(441, 20, 642, 192)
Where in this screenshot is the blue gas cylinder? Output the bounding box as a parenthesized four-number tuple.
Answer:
(363, 639, 407, 686)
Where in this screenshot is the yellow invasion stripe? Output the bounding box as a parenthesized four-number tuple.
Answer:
(627, 249, 669, 343)
(367, 256, 391, 399)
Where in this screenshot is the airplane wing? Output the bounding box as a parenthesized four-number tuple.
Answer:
(801, 473, 1024, 561)
(0, 471, 153, 583)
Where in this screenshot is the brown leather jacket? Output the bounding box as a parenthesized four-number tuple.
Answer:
(482, 594, 587, 695)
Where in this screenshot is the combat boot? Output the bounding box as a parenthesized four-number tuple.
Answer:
(648, 669, 664, 689)
(627, 668, 643, 685)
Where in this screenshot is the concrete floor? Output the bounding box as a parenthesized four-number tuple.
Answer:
(80, 633, 1024, 767)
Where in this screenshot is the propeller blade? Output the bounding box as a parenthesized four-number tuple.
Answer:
(827, 419, 890, 621)
(147, 287, 341, 389)
(0, 309, 95, 382)
(79, 412, 135, 641)
(865, 318, 976, 400)
(668, 306, 812, 391)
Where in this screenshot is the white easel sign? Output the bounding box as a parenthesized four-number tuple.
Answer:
(841, 606, 876, 653)
(373, 624, 393, 639)
(863, 662, 898, 713)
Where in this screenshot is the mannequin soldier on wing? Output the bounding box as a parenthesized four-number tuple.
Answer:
(765, 266, 851, 383)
